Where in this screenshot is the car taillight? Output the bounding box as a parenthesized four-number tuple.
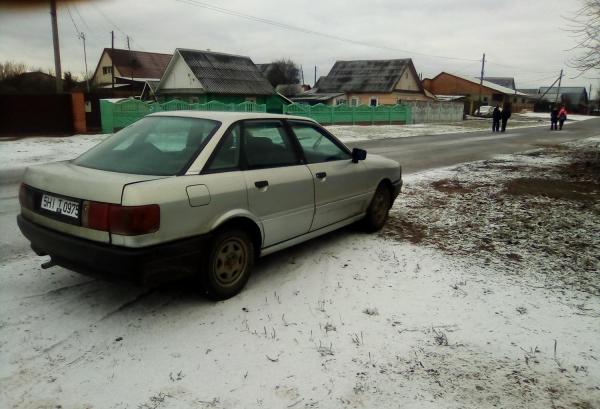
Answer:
(19, 184, 34, 210)
(109, 204, 160, 236)
(82, 201, 110, 231)
(82, 201, 160, 236)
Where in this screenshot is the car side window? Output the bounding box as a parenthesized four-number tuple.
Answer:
(242, 121, 300, 169)
(290, 123, 351, 164)
(205, 124, 241, 172)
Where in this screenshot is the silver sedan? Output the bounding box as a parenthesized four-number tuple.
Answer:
(18, 112, 402, 299)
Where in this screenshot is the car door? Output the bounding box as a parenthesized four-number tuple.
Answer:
(240, 120, 315, 247)
(288, 120, 369, 231)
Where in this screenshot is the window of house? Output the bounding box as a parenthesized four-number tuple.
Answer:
(350, 98, 359, 107)
(335, 98, 346, 105)
(483, 96, 489, 103)
(369, 97, 378, 107)
(290, 122, 351, 164)
(396, 98, 402, 105)
(242, 121, 299, 169)
(102, 66, 112, 75)
(245, 96, 257, 103)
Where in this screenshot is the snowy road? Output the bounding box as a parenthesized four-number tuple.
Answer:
(347, 117, 600, 173)
(1, 127, 599, 408)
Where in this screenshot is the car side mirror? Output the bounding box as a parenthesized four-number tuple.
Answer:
(352, 148, 367, 163)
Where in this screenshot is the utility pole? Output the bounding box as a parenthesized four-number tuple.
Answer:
(589, 84, 592, 114)
(78, 32, 90, 92)
(554, 69, 563, 104)
(50, 0, 63, 93)
(314, 66, 317, 87)
(126, 35, 133, 81)
(111, 30, 115, 90)
(477, 52, 485, 110)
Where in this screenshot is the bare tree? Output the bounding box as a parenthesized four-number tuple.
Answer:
(0, 61, 27, 81)
(566, 0, 600, 75)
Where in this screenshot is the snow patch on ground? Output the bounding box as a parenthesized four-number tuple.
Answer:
(521, 112, 597, 121)
(326, 124, 480, 143)
(1, 136, 599, 408)
(0, 134, 107, 183)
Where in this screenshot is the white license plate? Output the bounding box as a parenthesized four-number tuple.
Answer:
(41, 194, 80, 219)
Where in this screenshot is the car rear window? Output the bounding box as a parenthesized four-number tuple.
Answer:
(74, 116, 220, 176)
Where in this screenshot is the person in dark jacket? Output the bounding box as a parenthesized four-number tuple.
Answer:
(492, 105, 501, 132)
(500, 103, 512, 132)
(550, 107, 559, 130)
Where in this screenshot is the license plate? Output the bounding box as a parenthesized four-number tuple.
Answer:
(40, 194, 80, 219)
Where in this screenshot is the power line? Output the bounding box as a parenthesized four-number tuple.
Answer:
(65, 4, 81, 36)
(72, 3, 91, 32)
(90, 2, 147, 51)
(172, 0, 481, 63)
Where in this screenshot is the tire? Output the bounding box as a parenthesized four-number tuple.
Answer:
(200, 228, 254, 300)
(362, 184, 392, 232)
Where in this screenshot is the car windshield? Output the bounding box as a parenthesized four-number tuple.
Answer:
(74, 116, 220, 176)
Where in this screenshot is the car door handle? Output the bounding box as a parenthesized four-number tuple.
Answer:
(316, 172, 327, 179)
(254, 180, 269, 188)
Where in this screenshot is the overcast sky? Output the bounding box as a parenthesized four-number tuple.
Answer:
(0, 0, 597, 90)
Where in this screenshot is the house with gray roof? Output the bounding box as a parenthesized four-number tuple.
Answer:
(155, 48, 287, 112)
(482, 77, 516, 90)
(538, 86, 589, 108)
(517, 86, 589, 113)
(293, 59, 429, 106)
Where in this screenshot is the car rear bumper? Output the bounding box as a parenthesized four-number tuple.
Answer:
(17, 214, 209, 284)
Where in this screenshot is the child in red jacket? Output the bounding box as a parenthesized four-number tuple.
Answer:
(558, 106, 567, 130)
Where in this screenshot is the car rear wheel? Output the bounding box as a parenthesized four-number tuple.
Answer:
(362, 184, 392, 232)
(200, 228, 254, 300)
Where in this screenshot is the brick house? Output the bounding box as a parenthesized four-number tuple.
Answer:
(423, 72, 534, 114)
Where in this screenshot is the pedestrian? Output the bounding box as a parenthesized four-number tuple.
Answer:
(550, 106, 559, 130)
(500, 103, 512, 132)
(492, 105, 501, 132)
(558, 105, 567, 130)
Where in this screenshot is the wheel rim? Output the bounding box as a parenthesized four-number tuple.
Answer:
(213, 237, 248, 287)
(372, 191, 389, 224)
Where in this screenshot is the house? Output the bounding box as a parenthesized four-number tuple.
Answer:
(517, 86, 590, 113)
(423, 72, 533, 114)
(538, 87, 589, 113)
(482, 77, 516, 90)
(91, 48, 172, 93)
(292, 59, 430, 106)
(154, 48, 287, 113)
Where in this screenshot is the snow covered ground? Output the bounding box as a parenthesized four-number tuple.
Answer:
(0, 134, 106, 184)
(1, 133, 599, 408)
(521, 112, 598, 122)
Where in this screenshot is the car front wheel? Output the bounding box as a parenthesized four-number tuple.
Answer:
(362, 184, 392, 232)
(200, 228, 254, 300)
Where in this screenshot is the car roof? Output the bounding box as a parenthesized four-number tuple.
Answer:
(147, 110, 317, 123)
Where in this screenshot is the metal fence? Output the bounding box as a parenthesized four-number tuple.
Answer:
(0, 94, 73, 135)
(100, 99, 267, 133)
(283, 103, 412, 125)
(407, 101, 464, 123)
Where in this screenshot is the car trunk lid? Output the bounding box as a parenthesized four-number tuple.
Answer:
(22, 161, 166, 242)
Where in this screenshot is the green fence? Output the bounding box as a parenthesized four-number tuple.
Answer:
(101, 99, 267, 133)
(283, 103, 411, 125)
